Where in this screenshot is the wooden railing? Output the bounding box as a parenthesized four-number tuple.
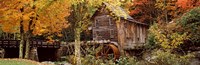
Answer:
(0, 40, 20, 48)
(0, 40, 60, 48)
(30, 41, 60, 48)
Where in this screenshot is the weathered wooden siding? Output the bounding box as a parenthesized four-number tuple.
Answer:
(92, 15, 118, 42)
(116, 20, 147, 49)
(116, 20, 125, 49)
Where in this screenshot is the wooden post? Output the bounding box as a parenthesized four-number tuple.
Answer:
(0, 48, 5, 58)
(116, 19, 125, 56)
(29, 47, 39, 61)
(55, 47, 63, 61)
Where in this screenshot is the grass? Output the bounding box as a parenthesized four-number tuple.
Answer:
(0, 58, 41, 65)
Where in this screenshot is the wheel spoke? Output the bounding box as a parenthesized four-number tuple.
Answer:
(106, 47, 111, 54)
(103, 46, 106, 54)
(101, 50, 104, 55)
(103, 45, 108, 53)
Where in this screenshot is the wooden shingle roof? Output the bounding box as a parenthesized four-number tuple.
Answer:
(91, 2, 148, 26)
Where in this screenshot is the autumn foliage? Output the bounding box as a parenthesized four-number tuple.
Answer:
(0, 0, 70, 36)
(129, 0, 158, 23)
(147, 7, 200, 50)
(176, 0, 200, 10)
(129, 0, 200, 23)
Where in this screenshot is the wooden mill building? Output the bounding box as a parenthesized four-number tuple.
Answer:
(91, 2, 149, 50)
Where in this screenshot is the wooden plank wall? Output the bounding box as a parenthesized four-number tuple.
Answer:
(92, 15, 118, 42)
(117, 20, 147, 49)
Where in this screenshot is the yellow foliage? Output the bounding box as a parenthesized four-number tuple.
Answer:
(46, 36, 55, 43)
(0, 0, 71, 37)
(149, 23, 189, 49)
(57, 34, 63, 37)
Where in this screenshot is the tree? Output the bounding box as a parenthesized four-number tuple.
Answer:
(69, 0, 124, 65)
(155, 0, 200, 22)
(176, 0, 200, 10)
(129, 0, 160, 23)
(177, 7, 200, 45)
(129, 0, 200, 23)
(0, 0, 70, 59)
(69, 1, 102, 65)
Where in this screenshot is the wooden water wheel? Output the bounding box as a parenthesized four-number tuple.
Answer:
(96, 43, 120, 60)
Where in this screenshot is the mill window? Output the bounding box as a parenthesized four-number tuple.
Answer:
(109, 18, 114, 25)
(110, 29, 115, 38)
(95, 19, 99, 27)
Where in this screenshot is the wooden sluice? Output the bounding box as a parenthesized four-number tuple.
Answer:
(59, 40, 120, 60)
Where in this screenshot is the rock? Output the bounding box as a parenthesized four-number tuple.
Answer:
(190, 58, 200, 65)
(195, 51, 200, 58)
(57, 62, 72, 65)
(29, 47, 39, 61)
(0, 48, 5, 58)
(41, 61, 55, 65)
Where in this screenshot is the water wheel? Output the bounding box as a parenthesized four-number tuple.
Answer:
(96, 43, 120, 60)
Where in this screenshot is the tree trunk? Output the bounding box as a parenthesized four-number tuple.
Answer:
(24, 15, 34, 59)
(24, 35, 30, 59)
(19, 19, 24, 58)
(19, 7, 24, 58)
(19, 33, 24, 58)
(74, 27, 81, 65)
(164, 0, 168, 22)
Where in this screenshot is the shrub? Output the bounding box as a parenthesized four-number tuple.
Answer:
(148, 23, 189, 49)
(177, 7, 200, 44)
(147, 50, 194, 65)
(146, 27, 159, 49)
(116, 56, 137, 65)
(65, 50, 194, 65)
(66, 54, 139, 65)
